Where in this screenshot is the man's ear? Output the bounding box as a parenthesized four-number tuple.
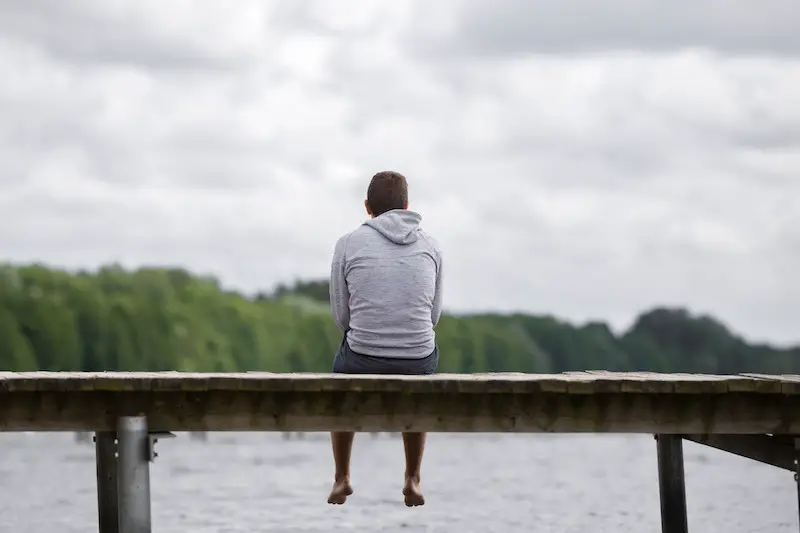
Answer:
(364, 199, 372, 217)
(403, 202, 409, 210)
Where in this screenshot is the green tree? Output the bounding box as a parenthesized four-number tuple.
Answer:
(0, 264, 797, 375)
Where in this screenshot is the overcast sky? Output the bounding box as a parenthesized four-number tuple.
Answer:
(1, 1, 798, 345)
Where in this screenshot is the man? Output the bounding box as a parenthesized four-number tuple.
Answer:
(327, 171, 443, 507)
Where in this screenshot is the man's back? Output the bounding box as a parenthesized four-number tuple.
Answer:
(327, 171, 439, 508)
(330, 209, 443, 358)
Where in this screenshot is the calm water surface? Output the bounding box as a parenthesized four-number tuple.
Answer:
(1, 433, 797, 532)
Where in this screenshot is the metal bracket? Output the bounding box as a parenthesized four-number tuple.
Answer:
(147, 431, 176, 462)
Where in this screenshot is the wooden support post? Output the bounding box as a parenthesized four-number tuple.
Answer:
(95, 431, 119, 533)
(656, 435, 688, 533)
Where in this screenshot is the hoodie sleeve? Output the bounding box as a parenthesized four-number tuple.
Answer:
(431, 249, 443, 327)
(329, 234, 351, 332)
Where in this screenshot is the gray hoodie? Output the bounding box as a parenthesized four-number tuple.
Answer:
(329, 209, 443, 358)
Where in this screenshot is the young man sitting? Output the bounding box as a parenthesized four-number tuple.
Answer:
(327, 171, 444, 507)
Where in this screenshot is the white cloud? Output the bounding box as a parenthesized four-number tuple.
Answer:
(0, 1, 798, 344)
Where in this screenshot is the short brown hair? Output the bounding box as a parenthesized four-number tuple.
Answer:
(366, 171, 408, 216)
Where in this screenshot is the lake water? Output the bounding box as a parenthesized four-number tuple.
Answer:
(1, 432, 797, 532)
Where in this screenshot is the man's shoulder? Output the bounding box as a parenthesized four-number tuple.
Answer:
(332, 229, 354, 258)
(417, 229, 442, 256)
(334, 229, 354, 246)
(333, 224, 371, 257)
(336, 225, 370, 246)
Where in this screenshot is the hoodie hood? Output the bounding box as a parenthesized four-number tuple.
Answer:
(363, 209, 422, 245)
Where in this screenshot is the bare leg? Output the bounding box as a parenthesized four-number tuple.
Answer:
(327, 432, 355, 504)
(402, 432, 426, 506)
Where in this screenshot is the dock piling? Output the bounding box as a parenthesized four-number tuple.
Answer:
(794, 438, 800, 531)
(94, 431, 119, 533)
(117, 416, 151, 533)
(656, 435, 688, 533)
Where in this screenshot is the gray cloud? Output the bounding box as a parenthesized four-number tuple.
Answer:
(0, 0, 250, 69)
(0, 1, 799, 344)
(411, 0, 800, 57)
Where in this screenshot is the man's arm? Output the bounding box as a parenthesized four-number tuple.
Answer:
(431, 250, 443, 327)
(329, 235, 351, 331)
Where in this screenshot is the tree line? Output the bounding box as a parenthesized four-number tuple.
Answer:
(0, 263, 797, 374)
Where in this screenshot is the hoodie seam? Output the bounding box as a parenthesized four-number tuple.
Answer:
(342, 230, 353, 262)
(416, 232, 441, 271)
(340, 230, 355, 277)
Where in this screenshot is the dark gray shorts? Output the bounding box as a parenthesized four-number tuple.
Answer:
(332, 336, 438, 375)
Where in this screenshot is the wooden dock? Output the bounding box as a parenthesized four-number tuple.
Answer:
(2, 371, 800, 532)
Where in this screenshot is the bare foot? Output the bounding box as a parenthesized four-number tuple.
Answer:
(402, 476, 425, 507)
(327, 478, 353, 505)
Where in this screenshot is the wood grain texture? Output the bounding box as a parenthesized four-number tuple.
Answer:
(1, 372, 800, 433)
(0, 371, 794, 393)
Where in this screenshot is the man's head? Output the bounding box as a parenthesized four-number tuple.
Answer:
(365, 171, 409, 217)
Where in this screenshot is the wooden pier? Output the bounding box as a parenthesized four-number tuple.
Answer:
(3, 371, 800, 532)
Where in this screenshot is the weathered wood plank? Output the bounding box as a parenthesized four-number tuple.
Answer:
(0, 388, 796, 433)
(742, 374, 800, 394)
(584, 371, 675, 393)
(0, 374, 800, 434)
(724, 374, 784, 394)
(1, 372, 798, 434)
(0, 372, 794, 394)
